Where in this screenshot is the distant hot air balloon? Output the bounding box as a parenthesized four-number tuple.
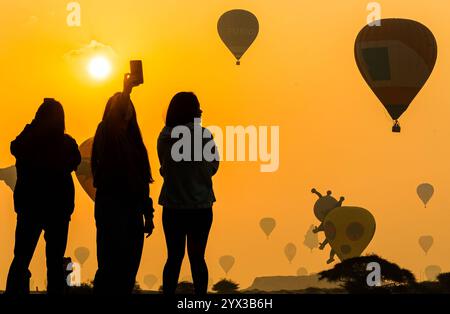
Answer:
(296, 267, 308, 276)
(425, 265, 441, 281)
(284, 243, 297, 263)
(355, 19, 437, 132)
(143, 275, 157, 290)
(418, 235, 434, 254)
(74, 247, 90, 266)
(218, 9, 259, 65)
(417, 183, 434, 207)
(304, 225, 320, 251)
(219, 255, 235, 275)
(259, 218, 276, 239)
(75, 138, 96, 201)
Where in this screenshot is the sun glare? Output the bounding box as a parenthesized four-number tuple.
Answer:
(88, 56, 111, 80)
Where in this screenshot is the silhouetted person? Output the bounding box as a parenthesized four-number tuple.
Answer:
(92, 75, 154, 294)
(5, 98, 81, 295)
(158, 92, 219, 295)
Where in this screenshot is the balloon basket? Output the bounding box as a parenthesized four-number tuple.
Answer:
(236, 60, 240, 66)
(392, 121, 401, 133)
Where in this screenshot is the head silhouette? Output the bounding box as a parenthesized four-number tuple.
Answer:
(33, 98, 65, 135)
(103, 93, 134, 131)
(101, 92, 154, 183)
(165, 92, 202, 127)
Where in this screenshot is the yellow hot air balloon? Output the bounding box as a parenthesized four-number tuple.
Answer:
(355, 19, 437, 132)
(75, 138, 96, 201)
(284, 243, 297, 264)
(418, 235, 434, 254)
(74, 247, 90, 266)
(323, 206, 376, 262)
(259, 217, 276, 239)
(218, 9, 259, 65)
(417, 183, 434, 208)
(219, 255, 235, 275)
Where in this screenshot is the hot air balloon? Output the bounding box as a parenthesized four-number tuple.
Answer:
(323, 206, 376, 263)
(74, 247, 90, 266)
(218, 9, 259, 65)
(284, 243, 297, 263)
(143, 274, 157, 290)
(418, 235, 434, 254)
(296, 267, 308, 276)
(219, 255, 235, 275)
(259, 218, 276, 239)
(304, 225, 320, 251)
(425, 265, 441, 281)
(417, 183, 434, 207)
(75, 138, 96, 201)
(355, 19, 437, 132)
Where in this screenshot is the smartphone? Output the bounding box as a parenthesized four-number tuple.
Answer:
(130, 60, 144, 85)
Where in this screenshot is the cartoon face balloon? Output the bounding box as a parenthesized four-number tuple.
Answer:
(75, 138, 96, 201)
(323, 206, 376, 261)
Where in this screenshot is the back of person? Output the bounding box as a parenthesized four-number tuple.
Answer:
(12, 124, 80, 218)
(157, 122, 218, 209)
(6, 98, 81, 295)
(158, 92, 219, 295)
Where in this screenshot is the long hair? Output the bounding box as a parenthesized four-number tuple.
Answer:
(96, 93, 154, 183)
(165, 92, 202, 127)
(32, 98, 65, 136)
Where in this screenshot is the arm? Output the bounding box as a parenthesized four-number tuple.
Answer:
(313, 222, 324, 233)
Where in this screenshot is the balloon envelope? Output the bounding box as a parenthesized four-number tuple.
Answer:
(418, 235, 434, 254)
(259, 218, 276, 238)
(218, 9, 259, 65)
(219, 255, 235, 274)
(143, 275, 157, 290)
(297, 267, 308, 276)
(75, 138, 96, 201)
(284, 243, 297, 263)
(323, 206, 376, 262)
(355, 19, 437, 132)
(425, 265, 441, 281)
(304, 225, 320, 251)
(417, 183, 434, 207)
(74, 247, 90, 265)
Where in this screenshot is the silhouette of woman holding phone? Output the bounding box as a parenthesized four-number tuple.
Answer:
(6, 98, 81, 295)
(91, 75, 155, 294)
(158, 92, 219, 295)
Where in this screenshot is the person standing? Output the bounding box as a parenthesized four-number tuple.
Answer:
(158, 92, 219, 295)
(91, 75, 154, 294)
(6, 98, 81, 295)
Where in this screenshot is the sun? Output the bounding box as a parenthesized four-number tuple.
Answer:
(88, 56, 111, 80)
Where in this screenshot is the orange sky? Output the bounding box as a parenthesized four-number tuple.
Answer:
(1, 0, 450, 290)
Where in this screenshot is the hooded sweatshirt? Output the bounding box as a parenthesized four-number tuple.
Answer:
(157, 122, 219, 209)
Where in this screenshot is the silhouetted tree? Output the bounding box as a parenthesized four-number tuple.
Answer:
(437, 272, 450, 291)
(318, 255, 415, 293)
(212, 279, 240, 294)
